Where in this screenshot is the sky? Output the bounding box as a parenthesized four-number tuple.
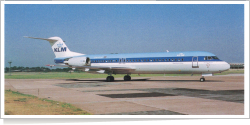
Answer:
(4, 4, 245, 67)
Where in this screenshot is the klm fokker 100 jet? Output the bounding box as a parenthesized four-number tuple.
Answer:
(25, 36, 230, 82)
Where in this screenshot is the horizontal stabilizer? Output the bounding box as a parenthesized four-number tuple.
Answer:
(24, 36, 58, 42)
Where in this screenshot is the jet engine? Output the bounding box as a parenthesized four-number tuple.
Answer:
(64, 57, 91, 66)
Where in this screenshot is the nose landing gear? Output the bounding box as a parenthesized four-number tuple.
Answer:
(200, 76, 205, 82)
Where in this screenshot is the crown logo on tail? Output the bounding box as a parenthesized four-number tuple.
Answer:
(57, 43, 63, 48)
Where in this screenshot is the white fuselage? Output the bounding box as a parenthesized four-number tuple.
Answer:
(54, 51, 230, 75)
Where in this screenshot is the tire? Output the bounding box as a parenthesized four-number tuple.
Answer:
(200, 78, 205, 82)
(111, 76, 114, 81)
(106, 76, 111, 82)
(124, 75, 131, 81)
(107, 76, 114, 82)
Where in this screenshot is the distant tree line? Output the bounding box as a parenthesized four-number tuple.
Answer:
(229, 63, 244, 69)
(4, 66, 76, 73)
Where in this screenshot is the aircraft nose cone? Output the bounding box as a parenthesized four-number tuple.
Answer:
(222, 62, 230, 71)
(226, 62, 230, 70)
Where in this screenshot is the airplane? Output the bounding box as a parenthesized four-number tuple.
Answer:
(24, 36, 230, 82)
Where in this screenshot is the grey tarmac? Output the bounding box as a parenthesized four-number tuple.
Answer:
(5, 75, 244, 115)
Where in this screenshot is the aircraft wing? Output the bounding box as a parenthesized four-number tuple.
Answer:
(46, 64, 135, 74)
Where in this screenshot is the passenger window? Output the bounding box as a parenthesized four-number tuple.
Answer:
(156, 59, 158, 61)
(172, 59, 173, 61)
(178, 59, 180, 61)
(182, 58, 184, 61)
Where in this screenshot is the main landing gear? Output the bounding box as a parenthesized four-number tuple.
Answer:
(124, 75, 131, 81)
(106, 75, 131, 82)
(106, 76, 114, 82)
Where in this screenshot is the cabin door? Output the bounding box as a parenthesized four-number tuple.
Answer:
(192, 56, 199, 68)
(119, 58, 126, 64)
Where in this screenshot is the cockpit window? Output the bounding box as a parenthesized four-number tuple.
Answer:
(207, 56, 212, 60)
(212, 56, 219, 60)
(205, 56, 219, 60)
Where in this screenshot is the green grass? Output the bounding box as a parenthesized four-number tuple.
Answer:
(14, 98, 27, 102)
(214, 69, 244, 75)
(10, 90, 37, 98)
(5, 69, 244, 79)
(5, 72, 166, 79)
(5, 90, 91, 115)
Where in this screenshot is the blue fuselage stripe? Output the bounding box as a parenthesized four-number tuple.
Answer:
(54, 56, 222, 64)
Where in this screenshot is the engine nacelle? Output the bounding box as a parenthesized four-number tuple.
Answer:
(64, 57, 91, 66)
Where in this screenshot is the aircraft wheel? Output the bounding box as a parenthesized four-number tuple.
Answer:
(200, 78, 205, 82)
(124, 76, 128, 81)
(106, 76, 114, 82)
(111, 76, 114, 81)
(124, 75, 131, 81)
(128, 75, 131, 81)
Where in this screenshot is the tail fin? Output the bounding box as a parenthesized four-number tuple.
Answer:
(24, 36, 85, 58)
